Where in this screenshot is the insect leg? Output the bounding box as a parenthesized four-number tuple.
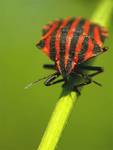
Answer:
(44, 72, 64, 86)
(43, 64, 55, 70)
(74, 65, 103, 87)
(75, 76, 92, 87)
(72, 74, 91, 95)
(45, 79, 65, 86)
(79, 65, 103, 77)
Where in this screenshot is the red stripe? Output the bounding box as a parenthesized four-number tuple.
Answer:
(42, 25, 50, 32)
(101, 32, 108, 37)
(101, 28, 108, 37)
(84, 38, 94, 61)
(83, 20, 90, 35)
(55, 17, 70, 72)
(71, 20, 90, 70)
(93, 26, 103, 47)
(101, 27, 108, 33)
(42, 20, 60, 57)
(65, 17, 81, 67)
(75, 35, 85, 63)
(42, 21, 53, 30)
(42, 21, 59, 40)
(72, 34, 85, 70)
(81, 20, 94, 61)
(42, 36, 51, 57)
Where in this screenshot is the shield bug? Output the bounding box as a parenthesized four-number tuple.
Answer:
(26, 17, 108, 92)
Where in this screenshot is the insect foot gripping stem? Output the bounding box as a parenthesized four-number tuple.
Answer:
(103, 46, 108, 52)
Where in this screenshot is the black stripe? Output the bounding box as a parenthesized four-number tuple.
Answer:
(91, 25, 103, 55)
(100, 34, 106, 43)
(93, 43, 102, 54)
(49, 20, 62, 60)
(78, 36, 89, 63)
(36, 40, 45, 49)
(59, 18, 75, 77)
(89, 23, 105, 43)
(88, 23, 95, 38)
(77, 22, 97, 63)
(89, 24, 105, 55)
(66, 18, 86, 72)
(89, 24, 103, 55)
(99, 27, 107, 43)
(73, 23, 104, 64)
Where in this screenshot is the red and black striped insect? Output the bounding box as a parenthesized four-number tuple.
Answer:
(26, 17, 108, 92)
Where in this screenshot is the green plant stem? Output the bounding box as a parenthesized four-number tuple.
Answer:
(37, 0, 113, 150)
(38, 91, 77, 150)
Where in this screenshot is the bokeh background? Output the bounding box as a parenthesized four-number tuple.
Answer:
(0, 0, 113, 150)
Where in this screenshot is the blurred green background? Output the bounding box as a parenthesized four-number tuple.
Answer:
(0, 0, 113, 150)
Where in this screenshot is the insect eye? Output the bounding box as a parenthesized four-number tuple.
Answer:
(36, 40, 45, 49)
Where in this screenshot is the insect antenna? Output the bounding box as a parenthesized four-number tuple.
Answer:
(25, 75, 51, 89)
